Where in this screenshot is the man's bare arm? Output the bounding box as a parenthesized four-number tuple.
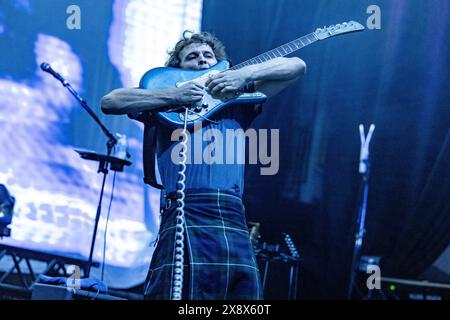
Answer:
(101, 82, 204, 115)
(206, 57, 306, 98)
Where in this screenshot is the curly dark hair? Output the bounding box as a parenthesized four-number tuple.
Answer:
(165, 30, 228, 68)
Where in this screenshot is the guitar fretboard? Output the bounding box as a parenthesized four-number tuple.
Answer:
(230, 32, 318, 70)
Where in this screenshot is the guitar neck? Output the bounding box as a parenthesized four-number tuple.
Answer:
(230, 32, 318, 70)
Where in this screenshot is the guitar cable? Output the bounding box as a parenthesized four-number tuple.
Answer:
(171, 107, 189, 300)
(170, 102, 218, 299)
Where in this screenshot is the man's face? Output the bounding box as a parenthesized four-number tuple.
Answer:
(178, 43, 218, 70)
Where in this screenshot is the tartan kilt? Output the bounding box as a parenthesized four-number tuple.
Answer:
(144, 189, 263, 300)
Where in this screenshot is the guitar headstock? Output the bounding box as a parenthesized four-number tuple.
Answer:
(314, 21, 365, 40)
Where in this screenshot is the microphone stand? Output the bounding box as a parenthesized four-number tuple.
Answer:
(42, 64, 129, 278)
(59, 77, 118, 155)
(347, 124, 375, 299)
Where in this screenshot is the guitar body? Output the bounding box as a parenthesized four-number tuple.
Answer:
(139, 60, 267, 127)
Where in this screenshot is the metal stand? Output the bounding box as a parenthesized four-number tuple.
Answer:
(0, 243, 96, 298)
(347, 124, 375, 299)
(40, 63, 131, 278)
(74, 150, 131, 277)
(256, 241, 301, 300)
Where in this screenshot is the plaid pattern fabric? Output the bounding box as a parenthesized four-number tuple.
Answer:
(144, 189, 263, 300)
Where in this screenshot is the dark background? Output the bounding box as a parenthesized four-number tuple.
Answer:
(203, 0, 450, 298)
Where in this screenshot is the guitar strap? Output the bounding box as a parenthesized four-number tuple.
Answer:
(128, 111, 164, 190)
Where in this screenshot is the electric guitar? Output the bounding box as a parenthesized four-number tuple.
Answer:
(139, 21, 365, 127)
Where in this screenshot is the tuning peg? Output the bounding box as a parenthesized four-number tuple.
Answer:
(343, 22, 348, 27)
(336, 24, 341, 28)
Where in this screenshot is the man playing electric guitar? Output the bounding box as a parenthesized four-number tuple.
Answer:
(101, 30, 306, 300)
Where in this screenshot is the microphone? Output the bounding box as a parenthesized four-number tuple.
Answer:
(40, 62, 67, 84)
